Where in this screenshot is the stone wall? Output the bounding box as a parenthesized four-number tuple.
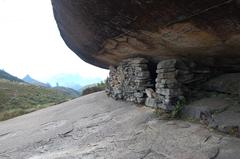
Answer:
(106, 58, 152, 104)
(106, 57, 212, 111)
(151, 59, 184, 110)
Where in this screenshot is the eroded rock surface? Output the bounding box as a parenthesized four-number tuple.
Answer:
(182, 73, 240, 136)
(52, 0, 240, 69)
(1, 92, 240, 159)
(205, 73, 240, 95)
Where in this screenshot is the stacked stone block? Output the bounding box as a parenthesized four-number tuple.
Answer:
(106, 58, 152, 104)
(144, 88, 158, 108)
(107, 57, 212, 111)
(155, 59, 183, 110)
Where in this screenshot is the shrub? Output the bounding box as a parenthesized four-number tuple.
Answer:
(81, 81, 106, 96)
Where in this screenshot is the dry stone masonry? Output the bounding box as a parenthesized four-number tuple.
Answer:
(106, 57, 212, 111)
(145, 59, 194, 110)
(106, 58, 152, 104)
(152, 59, 184, 110)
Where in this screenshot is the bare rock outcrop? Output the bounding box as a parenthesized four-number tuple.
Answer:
(52, 0, 240, 69)
(51, 0, 240, 114)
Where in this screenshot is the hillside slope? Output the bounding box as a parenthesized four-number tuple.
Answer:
(52, 86, 80, 97)
(0, 92, 239, 159)
(0, 79, 79, 121)
(0, 70, 24, 82)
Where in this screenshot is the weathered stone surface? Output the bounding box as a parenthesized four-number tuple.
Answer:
(156, 68, 176, 73)
(158, 101, 175, 111)
(155, 78, 178, 84)
(52, 0, 240, 69)
(156, 88, 182, 97)
(205, 73, 240, 95)
(134, 92, 144, 98)
(155, 82, 180, 89)
(130, 58, 148, 64)
(201, 147, 220, 159)
(213, 110, 240, 135)
(135, 66, 148, 71)
(145, 97, 158, 108)
(157, 59, 177, 69)
(145, 88, 157, 98)
(106, 58, 151, 104)
(107, 57, 219, 111)
(182, 96, 240, 136)
(177, 74, 195, 83)
(157, 72, 176, 79)
(136, 71, 150, 78)
(154, 59, 186, 110)
(182, 97, 231, 120)
(1, 92, 240, 159)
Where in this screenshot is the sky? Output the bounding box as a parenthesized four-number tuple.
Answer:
(0, 0, 109, 83)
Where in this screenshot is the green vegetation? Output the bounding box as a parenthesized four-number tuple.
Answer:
(0, 79, 79, 121)
(171, 98, 186, 118)
(154, 108, 172, 119)
(81, 81, 106, 96)
(154, 98, 186, 119)
(0, 69, 24, 82)
(52, 86, 80, 97)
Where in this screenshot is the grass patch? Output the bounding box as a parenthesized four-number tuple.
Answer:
(0, 79, 78, 121)
(154, 98, 187, 120)
(171, 98, 186, 118)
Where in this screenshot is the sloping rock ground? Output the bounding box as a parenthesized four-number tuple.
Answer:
(0, 92, 240, 159)
(182, 96, 240, 135)
(182, 73, 240, 137)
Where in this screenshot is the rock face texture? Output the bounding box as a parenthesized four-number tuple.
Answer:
(1, 92, 240, 159)
(52, 0, 240, 69)
(106, 58, 152, 103)
(106, 57, 214, 110)
(52, 0, 240, 111)
(182, 96, 240, 137)
(205, 73, 240, 95)
(154, 59, 185, 110)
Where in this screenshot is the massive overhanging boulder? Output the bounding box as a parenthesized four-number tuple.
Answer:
(51, 1, 240, 134)
(51, 0, 240, 70)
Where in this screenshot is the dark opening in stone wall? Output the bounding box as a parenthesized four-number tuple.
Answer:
(147, 61, 158, 91)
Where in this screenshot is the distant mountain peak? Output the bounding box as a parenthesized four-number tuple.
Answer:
(47, 73, 104, 91)
(24, 74, 31, 78)
(23, 74, 32, 80)
(23, 75, 51, 88)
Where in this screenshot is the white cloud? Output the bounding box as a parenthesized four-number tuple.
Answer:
(0, 0, 109, 81)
